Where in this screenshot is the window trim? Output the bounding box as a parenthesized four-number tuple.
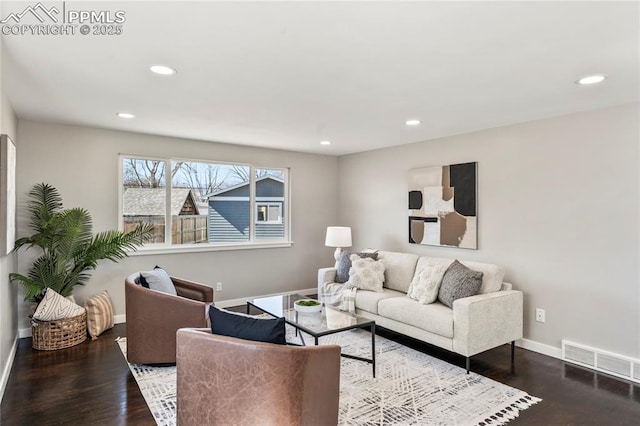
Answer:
(119, 154, 292, 252)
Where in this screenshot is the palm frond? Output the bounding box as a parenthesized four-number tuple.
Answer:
(11, 184, 155, 302)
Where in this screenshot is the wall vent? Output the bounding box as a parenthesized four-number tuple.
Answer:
(562, 340, 639, 384)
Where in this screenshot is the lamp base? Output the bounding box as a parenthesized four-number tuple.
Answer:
(334, 247, 343, 269)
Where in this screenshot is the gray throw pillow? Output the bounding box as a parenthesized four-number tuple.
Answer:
(437, 260, 483, 308)
(140, 267, 177, 296)
(336, 251, 379, 283)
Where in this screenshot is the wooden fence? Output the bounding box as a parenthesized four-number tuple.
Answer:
(124, 215, 208, 245)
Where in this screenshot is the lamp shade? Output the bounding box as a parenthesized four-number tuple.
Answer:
(325, 226, 352, 248)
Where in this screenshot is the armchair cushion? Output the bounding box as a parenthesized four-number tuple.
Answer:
(209, 306, 286, 345)
(140, 266, 177, 296)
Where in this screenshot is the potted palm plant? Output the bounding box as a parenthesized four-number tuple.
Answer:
(9, 183, 154, 349)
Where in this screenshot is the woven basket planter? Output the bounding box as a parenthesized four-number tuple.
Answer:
(31, 311, 88, 350)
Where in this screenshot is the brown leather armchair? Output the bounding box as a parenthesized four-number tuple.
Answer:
(176, 328, 341, 426)
(125, 273, 214, 364)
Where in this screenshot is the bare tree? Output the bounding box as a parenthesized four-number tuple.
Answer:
(123, 159, 183, 188)
(229, 166, 279, 182)
(176, 163, 230, 201)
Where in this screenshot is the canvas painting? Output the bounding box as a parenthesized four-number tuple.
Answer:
(408, 162, 477, 249)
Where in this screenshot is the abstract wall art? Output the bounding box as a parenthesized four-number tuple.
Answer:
(408, 162, 477, 249)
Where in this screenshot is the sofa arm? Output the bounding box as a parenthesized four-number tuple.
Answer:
(452, 290, 523, 357)
(317, 267, 337, 302)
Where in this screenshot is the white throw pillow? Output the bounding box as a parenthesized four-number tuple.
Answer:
(140, 268, 177, 295)
(33, 288, 85, 321)
(345, 255, 385, 293)
(407, 265, 447, 304)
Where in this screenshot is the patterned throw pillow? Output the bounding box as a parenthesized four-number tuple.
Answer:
(85, 290, 115, 340)
(437, 260, 483, 308)
(345, 255, 385, 292)
(336, 251, 379, 283)
(33, 288, 85, 321)
(407, 264, 448, 304)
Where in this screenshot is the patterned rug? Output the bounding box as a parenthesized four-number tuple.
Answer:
(117, 327, 540, 425)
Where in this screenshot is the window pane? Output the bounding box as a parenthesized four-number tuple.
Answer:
(122, 158, 166, 243)
(173, 161, 251, 244)
(255, 168, 285, 239)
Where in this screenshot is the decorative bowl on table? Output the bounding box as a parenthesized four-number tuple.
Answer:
(293, 299, 322, 314)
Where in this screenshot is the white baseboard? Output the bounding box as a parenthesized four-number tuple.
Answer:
(516, 338, 562, 359)
(0, 335, 18, 403)
(17, 290, 317, 337)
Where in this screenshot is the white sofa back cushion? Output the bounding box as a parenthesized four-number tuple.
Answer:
(413, 256, 505, 294)
(377, 251, 420, 293)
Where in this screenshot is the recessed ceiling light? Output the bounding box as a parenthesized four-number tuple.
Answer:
(405, 119, 421, 126)
(576, 75, 607, 85)
(149, 64, 177, 75)
(320, 140, 332, 145)
(117, 112, 135, 119)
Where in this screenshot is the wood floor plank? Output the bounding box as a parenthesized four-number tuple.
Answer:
(2, 319, 640, 425)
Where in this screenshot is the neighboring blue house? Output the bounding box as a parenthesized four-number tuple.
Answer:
(206, 176, 284, 242)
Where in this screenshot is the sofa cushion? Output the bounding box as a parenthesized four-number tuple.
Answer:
(336, 251, 379, 283)
(413, 256, 504, 295)
(378, 297, 454, 338)
(354, 288, 405, 315)
(437, 260, 483, 308)
(209, 305, 286, 345)
(377, 251, 420, 293)
(407, 264, 448, 304)
(345, 255, 385, 292)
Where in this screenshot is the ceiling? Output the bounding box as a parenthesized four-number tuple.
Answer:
(2, 1, 638, 156)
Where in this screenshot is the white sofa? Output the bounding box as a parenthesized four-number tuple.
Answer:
(318, 250, 523, 372)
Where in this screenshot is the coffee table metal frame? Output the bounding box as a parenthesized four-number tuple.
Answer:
(247, 294, 376, 377)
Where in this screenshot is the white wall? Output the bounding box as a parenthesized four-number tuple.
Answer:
(15, 120, 338, 330)
(0, 49, 19, 400)
(337, 103, 640, 358)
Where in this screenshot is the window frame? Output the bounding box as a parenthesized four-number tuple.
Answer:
(118, 154, 292, 254)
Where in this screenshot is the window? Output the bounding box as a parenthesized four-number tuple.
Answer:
(256, 203, 282, 223)
(120, 156, 289, 250)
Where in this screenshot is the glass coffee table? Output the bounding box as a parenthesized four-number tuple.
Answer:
(247, 293, 376, 377)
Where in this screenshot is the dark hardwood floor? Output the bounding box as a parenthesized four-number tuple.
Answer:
(2, 315, 640, 425)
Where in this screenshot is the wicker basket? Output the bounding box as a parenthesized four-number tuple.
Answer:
(31, 311, 88, 350)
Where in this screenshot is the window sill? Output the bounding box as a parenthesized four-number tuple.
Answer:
(128, 240, 294, 256)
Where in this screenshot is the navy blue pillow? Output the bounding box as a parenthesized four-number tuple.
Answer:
(209, 305, 286, 345)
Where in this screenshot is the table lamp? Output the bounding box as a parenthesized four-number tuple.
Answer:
(325, 226, 352, 263)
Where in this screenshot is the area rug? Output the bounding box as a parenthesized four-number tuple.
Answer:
(117, 327, 540, 425)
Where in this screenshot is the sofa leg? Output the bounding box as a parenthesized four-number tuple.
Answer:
(466, 357, 470, 374)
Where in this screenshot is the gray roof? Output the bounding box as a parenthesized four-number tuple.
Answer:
(204, 176, 284, 198)
(123, 188, 195, 216)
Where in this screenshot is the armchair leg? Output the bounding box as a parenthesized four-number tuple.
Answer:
(466, 357, 470, 374)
